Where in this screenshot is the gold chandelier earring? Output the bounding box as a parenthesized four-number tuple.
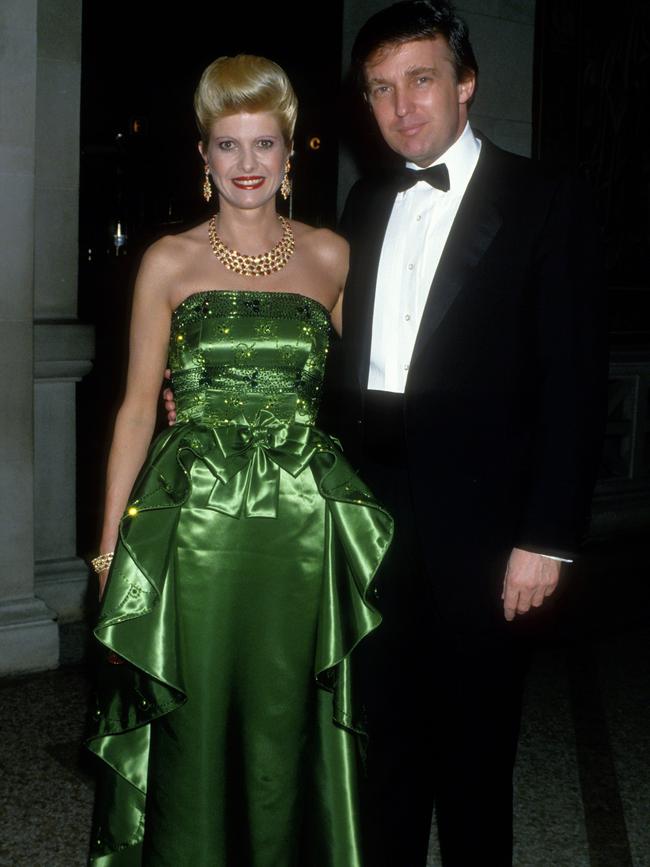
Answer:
(202, 164, 212, 203)
(280, 158, 292, 200)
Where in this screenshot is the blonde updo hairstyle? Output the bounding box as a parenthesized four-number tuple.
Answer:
(194, 55, 298, 149)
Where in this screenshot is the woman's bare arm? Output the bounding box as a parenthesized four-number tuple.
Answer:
(97, 240, 176, 594)
(330, 288, 344, 338)
(312, 229, 349, 337)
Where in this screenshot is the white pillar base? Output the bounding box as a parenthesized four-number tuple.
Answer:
(0, 596, 59, 676)
(35, 556, 90, 623)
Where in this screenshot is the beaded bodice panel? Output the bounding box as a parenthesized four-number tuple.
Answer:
(169, 290, 330, 428)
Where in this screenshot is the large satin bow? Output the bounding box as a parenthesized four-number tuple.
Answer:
(185, 410, 319, 518)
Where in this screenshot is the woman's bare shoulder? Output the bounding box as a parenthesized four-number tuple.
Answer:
(137, 224, 209, 297)
(292, 222, 349, 266)
(143, 224, 207, 270)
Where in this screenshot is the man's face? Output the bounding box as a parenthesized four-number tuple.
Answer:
(364, 37, 475, 167)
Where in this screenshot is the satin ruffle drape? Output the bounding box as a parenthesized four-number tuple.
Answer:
(87, 413, 392, 864)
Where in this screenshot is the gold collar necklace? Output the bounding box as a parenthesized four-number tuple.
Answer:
(208, 214, 295, 277)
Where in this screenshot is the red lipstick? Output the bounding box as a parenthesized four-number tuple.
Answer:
(232, 176, 265, 190)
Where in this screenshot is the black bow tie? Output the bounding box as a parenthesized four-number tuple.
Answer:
(394, 164, 450, 193)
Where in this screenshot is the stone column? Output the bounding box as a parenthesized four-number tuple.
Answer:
(0, 0, 59, 674)
(32, 0, 93, 623)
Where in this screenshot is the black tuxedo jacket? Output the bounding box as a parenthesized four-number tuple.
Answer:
(323, 137, 608, 622)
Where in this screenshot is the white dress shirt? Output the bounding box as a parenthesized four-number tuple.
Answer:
(367, 122, 481, 393)
(366, 124, 571, 565)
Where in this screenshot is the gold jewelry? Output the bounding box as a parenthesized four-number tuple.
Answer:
(202, 164, 212, 202)
(91, 552, 114, 574)
(208, 214, 295, 276)
(280, 158, 291, 200)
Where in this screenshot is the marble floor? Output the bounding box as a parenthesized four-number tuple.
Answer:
(1, 535, 648, 867)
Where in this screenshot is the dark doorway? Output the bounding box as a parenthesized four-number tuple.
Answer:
(534, 0, 650, 500)
(533, 0, 650, 351)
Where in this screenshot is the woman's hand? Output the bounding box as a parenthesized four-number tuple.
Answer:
(92, 549, 115, 600)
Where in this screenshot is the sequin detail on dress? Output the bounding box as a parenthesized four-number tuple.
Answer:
(169, 290, 329, 427)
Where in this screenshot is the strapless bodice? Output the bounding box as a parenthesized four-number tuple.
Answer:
(169, 290, 330, 428)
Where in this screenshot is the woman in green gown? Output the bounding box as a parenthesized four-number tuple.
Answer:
(87, 54, 392, 866)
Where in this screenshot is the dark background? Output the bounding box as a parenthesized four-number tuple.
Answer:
(534, 0, 650, 348)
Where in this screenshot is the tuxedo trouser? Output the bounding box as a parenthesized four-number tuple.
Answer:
(355, 391, 531, 867)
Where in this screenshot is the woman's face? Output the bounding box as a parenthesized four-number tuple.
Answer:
(201, 111, 288, 210)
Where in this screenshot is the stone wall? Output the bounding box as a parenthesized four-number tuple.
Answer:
(0, 0, 92, 676)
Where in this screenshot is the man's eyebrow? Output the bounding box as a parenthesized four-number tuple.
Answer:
(367, 66, 440, 84)
(367, 65, 439, 85)
(366, 74, 390, 85)
(404, 65, 438, 77)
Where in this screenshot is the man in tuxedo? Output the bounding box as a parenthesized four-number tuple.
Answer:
(329, 2, 608, 865)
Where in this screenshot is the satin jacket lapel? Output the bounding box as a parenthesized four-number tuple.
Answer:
(410, 147, 503, 369)
(345, 180, 397, 388)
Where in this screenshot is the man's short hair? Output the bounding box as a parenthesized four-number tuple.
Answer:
(352, 0, 478, 91)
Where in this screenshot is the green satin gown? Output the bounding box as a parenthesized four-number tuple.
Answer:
(87, 290, 393, 866)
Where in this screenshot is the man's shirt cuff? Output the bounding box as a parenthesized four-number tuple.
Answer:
(539, 553, 573, 564)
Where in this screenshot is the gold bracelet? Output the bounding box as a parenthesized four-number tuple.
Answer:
(91, 552, 114, 574)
